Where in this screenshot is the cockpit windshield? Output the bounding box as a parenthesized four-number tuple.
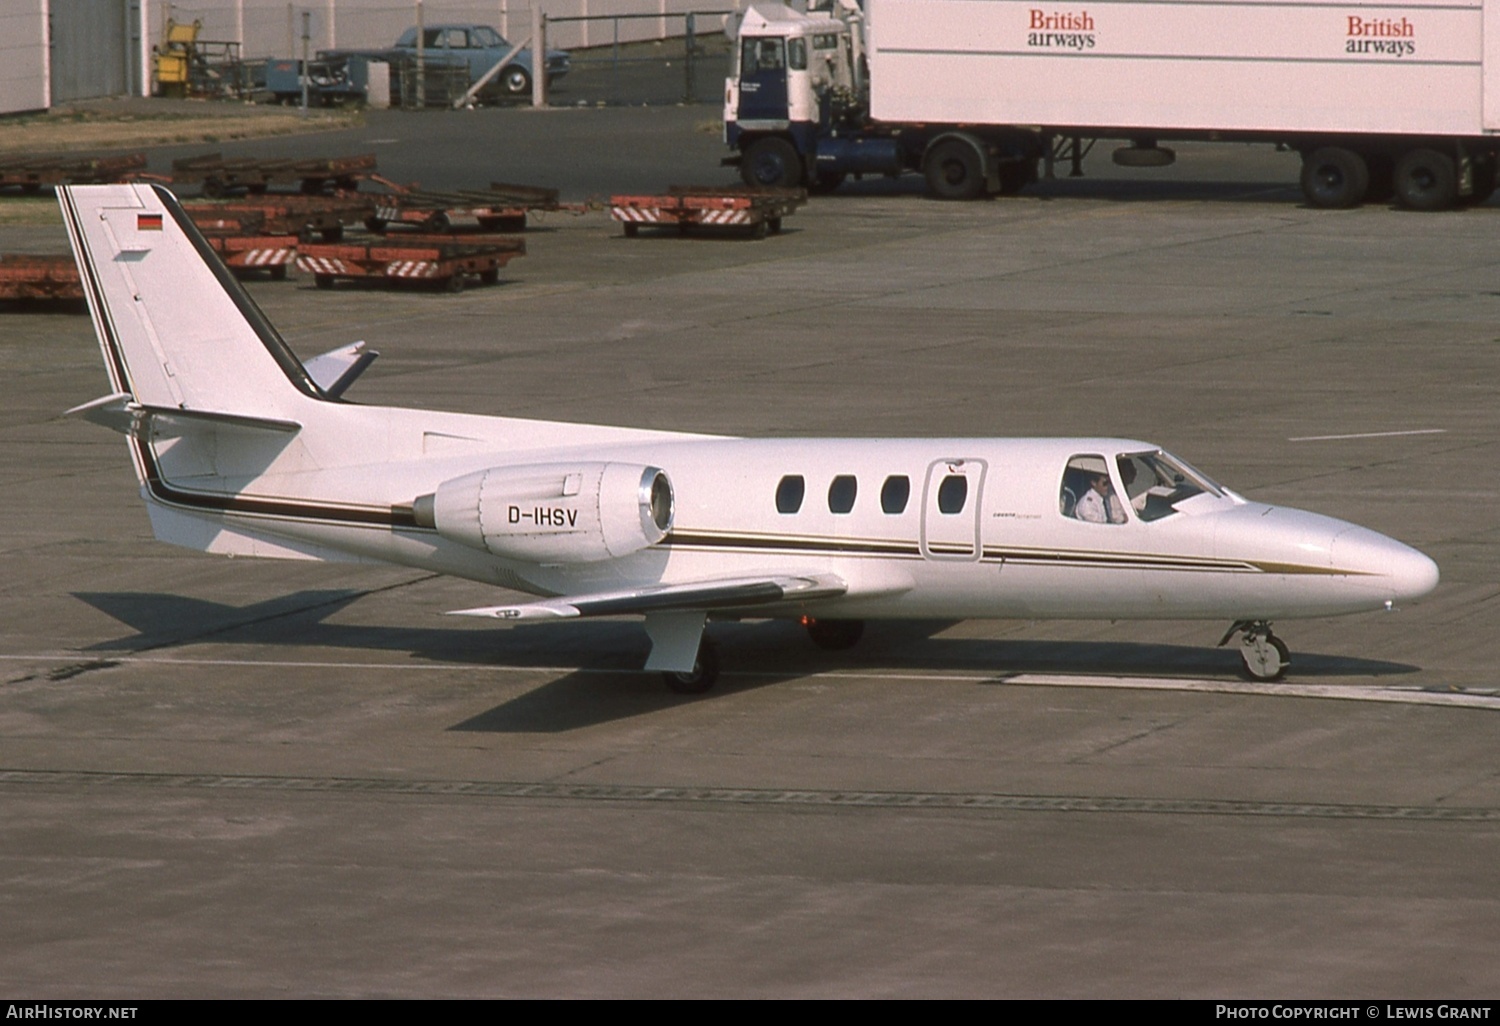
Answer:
(1116, 450, 1224, 522)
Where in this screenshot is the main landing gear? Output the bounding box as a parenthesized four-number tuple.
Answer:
(662, 638, 719, 694)
(1219, 620, 1291, 681)
(659, 618, 869, 695)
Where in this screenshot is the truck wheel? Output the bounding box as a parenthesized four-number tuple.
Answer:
(1394, 148, 1458, 211)
(503, 68, 531, 96)
(924, 139, 986, 200)
(741, 137, 804, 189)
(1300, 147, 1369, 209)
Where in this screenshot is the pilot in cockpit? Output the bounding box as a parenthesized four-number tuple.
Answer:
(1075, 470, 1127, 524)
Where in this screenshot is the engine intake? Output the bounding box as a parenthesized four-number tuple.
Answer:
(413, 462, 673, 564)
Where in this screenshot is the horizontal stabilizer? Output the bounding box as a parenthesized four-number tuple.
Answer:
(448, 572, 848, 621)
(65, 392, 301, 439)
(303, 341, 378, 399)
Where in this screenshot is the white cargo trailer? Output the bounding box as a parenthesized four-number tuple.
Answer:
(724, 0, 1500, 208)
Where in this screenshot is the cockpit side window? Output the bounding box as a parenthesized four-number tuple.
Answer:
(1063, 454, 1126, 524)
(1117, 450, 1224, 522)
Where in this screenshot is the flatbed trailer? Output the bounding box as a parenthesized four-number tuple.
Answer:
(203, 234, 299, 279)
(610, 186, 806, 238)
(170, 152, 377, 197)
(0, 154, 146, 193)
(295, 237, 525, 291)
(180, 207, 299, 279)
(0, 255, 83, 301)
(365, 181, 562, 233)
(183, 194, 374, 241)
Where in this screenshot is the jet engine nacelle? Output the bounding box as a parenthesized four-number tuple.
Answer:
(413, 462, 674, 564)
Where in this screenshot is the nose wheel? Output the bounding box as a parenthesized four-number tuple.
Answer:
(1220, 620, 1290, 681)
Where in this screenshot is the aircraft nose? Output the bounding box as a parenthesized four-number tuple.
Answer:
(1331, 526, 1440, 602)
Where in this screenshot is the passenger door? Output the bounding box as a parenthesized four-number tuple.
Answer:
(920, 459, 985, 560)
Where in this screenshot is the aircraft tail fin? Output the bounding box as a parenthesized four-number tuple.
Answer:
(58, 184, 328, 421)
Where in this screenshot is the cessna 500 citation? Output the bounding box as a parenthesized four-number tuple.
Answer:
(59, 184, 1439, 691)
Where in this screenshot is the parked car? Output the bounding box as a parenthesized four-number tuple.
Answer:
(393, 24, 571, 98)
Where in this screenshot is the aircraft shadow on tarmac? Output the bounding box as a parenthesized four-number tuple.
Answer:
(75, 589, 1422, 733)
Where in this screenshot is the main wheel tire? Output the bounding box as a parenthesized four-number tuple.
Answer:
(805, 618, 865, 651)
(503, 67, 531, 96)
(741, 137, 804, 190)
(1239, 634, 1290, 682)
(1394, 148, 1458, 211)
(663, 641, 719, 694)
(1300, 147, 1370, 209)
(925, 139, 986, 200)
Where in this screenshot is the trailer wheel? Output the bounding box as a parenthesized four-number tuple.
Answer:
(1300, 147, 1369, 209)
(480, 268, 500, 285)
(924, 139, 986, 200)
(314, 274, 335, 289)
(1394, 148, 1458, 211)
(270, 265, 288, 281)
(320, 226, 344, 243)
(741, 137, 804, 190)
(364, 216, 387, 233)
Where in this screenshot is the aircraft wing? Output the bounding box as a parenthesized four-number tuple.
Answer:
(447, 572, 849, 621)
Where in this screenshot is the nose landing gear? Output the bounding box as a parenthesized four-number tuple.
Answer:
(1219, 620, 1291, 681)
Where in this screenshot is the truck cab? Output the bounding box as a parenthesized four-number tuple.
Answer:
(725, 2, 1034, 198)
(726, 3, 874, 190)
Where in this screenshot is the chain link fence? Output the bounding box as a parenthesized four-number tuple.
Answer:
(152, 2, 736, 106)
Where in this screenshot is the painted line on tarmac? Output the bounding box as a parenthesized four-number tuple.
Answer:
(3, 653, 1495, 711)
(1287, 428, 1447, 442)
(1, 767, 1496, 821)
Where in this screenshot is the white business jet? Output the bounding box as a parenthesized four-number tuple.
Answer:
(59, 184, 1439, 691)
